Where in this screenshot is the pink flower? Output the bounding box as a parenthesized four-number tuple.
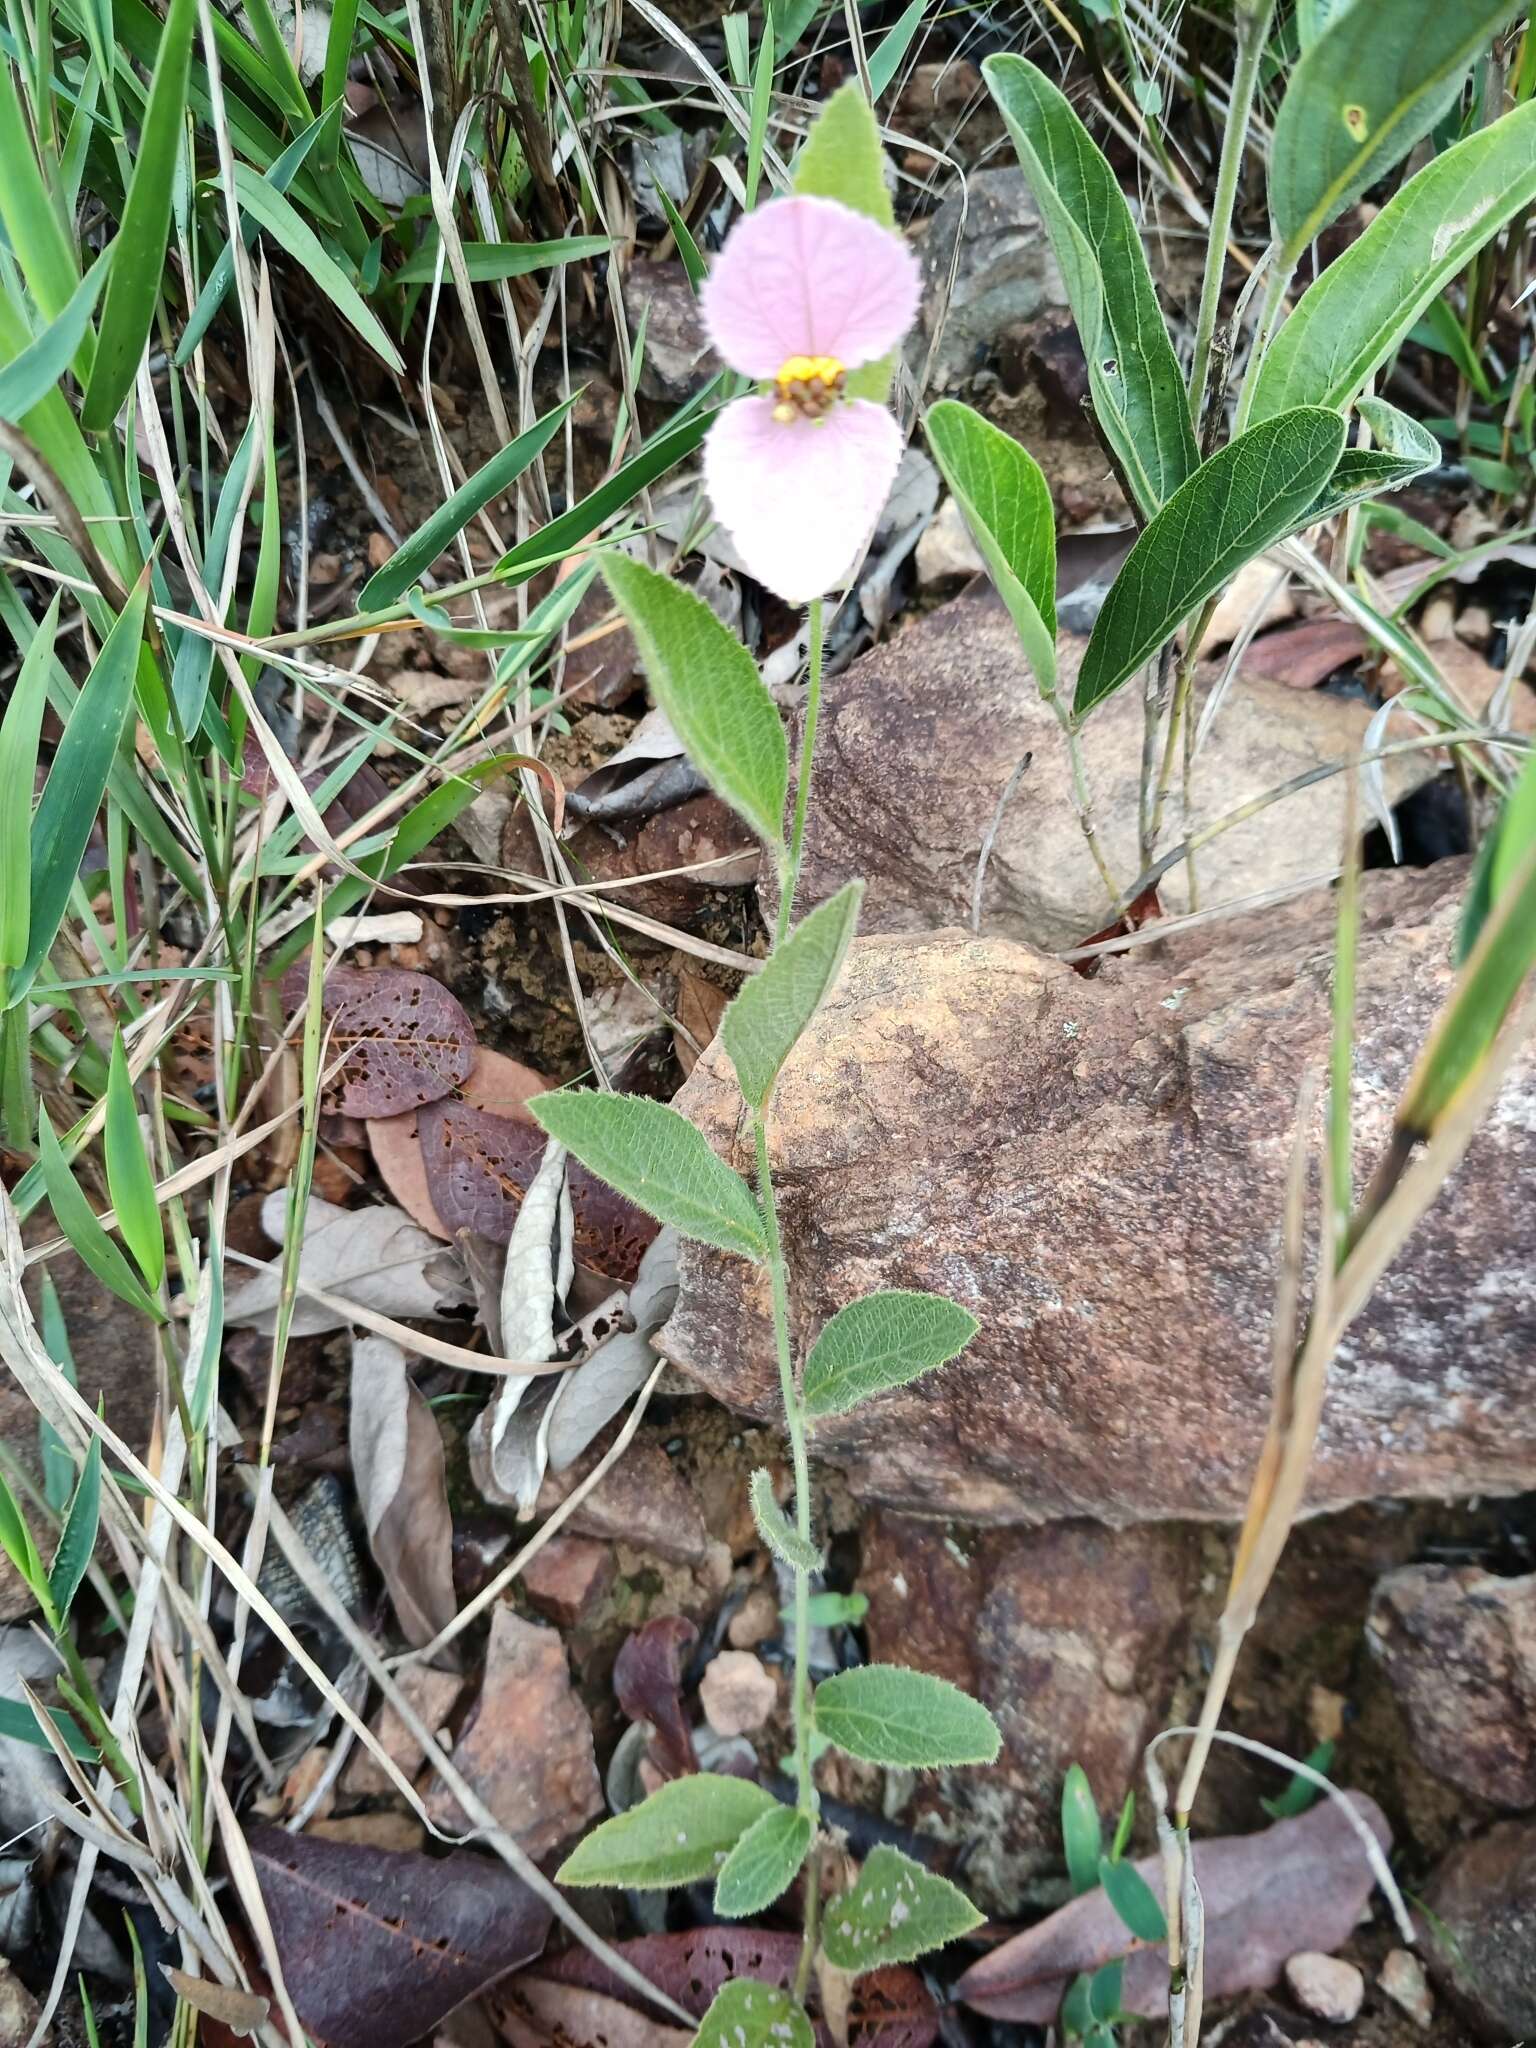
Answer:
(701, 194, 920, 605)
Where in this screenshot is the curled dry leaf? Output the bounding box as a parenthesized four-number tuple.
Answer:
(614, 1614, 699, 1780)
(956, 1793, 1392, 2023)
(225, 1192, 473, 1336)
(474, 1141, 576, 1512)
(281, 965, 476, 1117)
(349, 1336, 457, 1647)
(160, 1970, 269, 2039)
(246, 1826, 551, 2048)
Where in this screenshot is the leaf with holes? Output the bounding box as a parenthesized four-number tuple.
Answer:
(281, 966, 476, 1117)
(723, 883, 862, 1108)
(557, 1775, 778, 1890)
(416, 1098, 659, 1281)
(749, 1468, 824, 1573)
(246, 1827, 550, 2048)
(823, 1847, 982, 1975)
(814, 1666, 1001, 1770)
(803, 1291, 978, 1419)
(714, 1806, 813, 1919)
(697, 1982, 814, 2048)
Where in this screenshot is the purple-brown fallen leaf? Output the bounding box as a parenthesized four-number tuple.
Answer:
(418, 1098, 660, 1280)
(956, 1793, 1391, 2023)
(366, 1046, 549, 1240)
(494, 1976, 693, 2048)
(245, 1827, 551, 2048)
(613, 1615, 698, 1780)
(528, 1928, 937, 2048)
(281, 966, 476, 1117)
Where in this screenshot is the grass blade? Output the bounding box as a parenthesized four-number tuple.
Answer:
(0, 250, 112, 422)
(230, 166, 404, 373)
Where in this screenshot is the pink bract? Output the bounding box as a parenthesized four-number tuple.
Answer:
(699, 193, 920, 605)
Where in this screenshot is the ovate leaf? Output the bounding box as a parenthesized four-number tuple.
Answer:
(982, 54, 1197, 519)
(601, 555, 787, 850)
(80, 0, 196, 430)
(803, 1290, 978, 1419)
(529, 1091, 767, 1261)
(814, 1666, 1001, 1769)
(695, 1982, 814, 2048)
(1299, 398, 1439, 526)
(556, 1775, 778, 1889)
(792, 81, 892, 228)
(722, 883, 862, 1108)
(714, 1806, 813, 1918)
(1062, 1764, 1103, 1897)
(1098, 1854, 1166, 1942)
(1269, 0, 1523, 261)
(926, 399, 1056, 693)
(1250, 102, 1536, 423)
(748, 1468, 824, 1573)
(1074, 407, 1346, 716)
(823, 1846, 982, 1974)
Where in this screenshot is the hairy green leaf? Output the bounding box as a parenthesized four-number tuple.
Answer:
(823, 1845, 982, 1973)
(982, 55, 1197, 519)
(926, 399, 1056, 692)
(714, 1805, 813, 1918)
(1251, 102, 1536, 423)
(749, 1468, 824, 1573)
(529, 1090, 766, 1260)
(1075, 407, 1346, 716)
(0, 1695, 95, 1760)
(723, 884, 861, 1108)
(1269, 0, 1522, 261)
(814, 1665, 1001, 1769)
(556, 1774, 777, 1889)
(601, 554, 787, 849)
(696, 1982, 814, 2048)
(793, 81, 892, 227)
(803, 1290, 978, 1419)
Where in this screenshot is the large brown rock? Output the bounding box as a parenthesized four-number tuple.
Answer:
(1422, 1818, 1536, 2039)
(662, 864, 1536, 1525)
(768, 590, 1433, 952)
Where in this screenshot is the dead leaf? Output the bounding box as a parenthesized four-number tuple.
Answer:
(674, 968, 729, 1076)
(613, 1616, 698, 1780)
(160, 1970, 269, 2038)
(956, 1792, 1392, 2023)
(493, 1975, 693, 2048)
(225, 1193, 472, 1336)
(367, 1046, 550, 1241)
(246, 1826, 551, 2048)
(281, 965, 476, 1117)
(1240, 617, 1371, 689)
(350, 1336, 457, 1646)
(474, 1143, 575, 1512)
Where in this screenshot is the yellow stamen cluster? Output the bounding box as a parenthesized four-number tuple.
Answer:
(772, 353, 847, 423)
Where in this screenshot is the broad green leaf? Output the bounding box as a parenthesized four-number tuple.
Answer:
(37, 1107, 165, 1323)
(1411, 296, 1494, 404)
(47, 1435, 102, 1624)
(393, 234, 612, 285)
(1089, 1959, 1124, 2023)
(982, 55, 1197, 520)
(22, 574, 149, 994)
(1061, 1763, 1103, 1896)
(1296, 397, 1439, 528)
(1269, 0, 1522, 261)
(601, 555, 788, 849)
(1074, 407, 1346, 717)
(556, 1774, 777, 1889)
(104, 1034, 164, 1289)
(814, 1665, 1001, 1768)
(714, 1805, 813, 1918)
(802, 1290, 978, 1419)
(229, 167, 404, 374)
(723, 883, 861, 1107)
(0, 1471, 47, 1604)
(529, 1090, 767, 1260)
(823, 1845, 982, 1973)
(0, 1695, 95, 1760)
(361, 397, 576, 610)
(0, 251, 112, 422)
(749, 1468, 824, 1573)
(1251, 102, 1536, 424)
(1296, 0, 1348, 46)
(0, 594, 58, 994)
(793, 81, 892, 228)
(926, 400, 1056, 692)
(695, 1983, 813, 2048)
(80, 0, 195, 431)
(1098, 1854, 1166, 1941)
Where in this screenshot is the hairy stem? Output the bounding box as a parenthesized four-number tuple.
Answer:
(777, 596, 825, 946)
(1187, 0, 1275, 426)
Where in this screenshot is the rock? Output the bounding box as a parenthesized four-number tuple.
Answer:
(626, 262, 716, 401)
(521, 1535, 615, 1629)
(760, 589, 1435, 952)
(1379, 1948, 1434, 2029)
(1422, 1818, 1536, 2039)
(664, 864, 1536, 1525)
(856, 1514, 1194, 1903)
(698, 1650, 778, 1737)
(1204, 555, 1298, 649)
(0, 1958, 47, 2047)
(1420, 596, 1456, 643)
(726, 1586, 780, 1650)
(1284, 1953, 1363, 2024)
(1367, 1564, 1536, 1806)
(1455, 603, 1493, 647)
(344, 1667, 463, 1796)
(427, 1607, 602, 1859)
(916, 171, 1066, 393)
(535, 1431, 711, 1565)
(915, 496, 985, 586)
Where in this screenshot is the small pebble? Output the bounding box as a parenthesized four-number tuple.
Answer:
(1456, 603, 1493, 647)
(1419, 595, 1455, 643)
(727, 1585, 781, 1650)
(698, 1650, 778, 1738)
(1379, 1948, 1434, 2029)
(1284, 1951, 1364, 2025)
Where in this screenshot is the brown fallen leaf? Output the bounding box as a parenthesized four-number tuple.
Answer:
(614, 1615, 699, 1780)
(225, 1193, 472, 1336)
(281, 965, 476, 1116)
(956, 1792, 1391, 2023)
(245, 1827, 551, 2048)
(350, 1335, 457, 1646)
(161, 1970, 269, 2038)
(1240, 616, 1370, 689)
(367, 1046, 550, 1241)
(674, 966, 730, 1077)
(494, 1975, 693, 2048)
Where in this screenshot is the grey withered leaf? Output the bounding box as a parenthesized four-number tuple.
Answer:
(280, 966, 476, 1117)
(418, 1098, 659, 1281)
